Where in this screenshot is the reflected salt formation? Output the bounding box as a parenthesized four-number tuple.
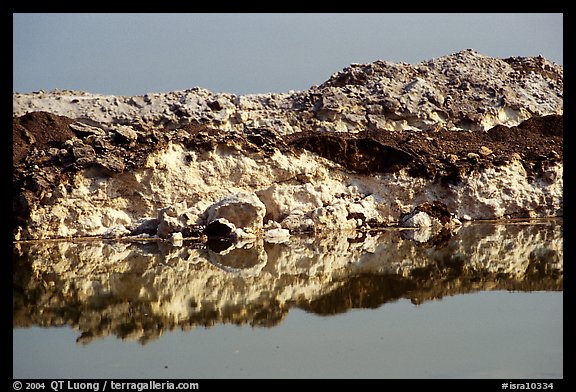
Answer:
(13, 219, 562, 344)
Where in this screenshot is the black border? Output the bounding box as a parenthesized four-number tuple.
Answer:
(8, 8, 568, 388)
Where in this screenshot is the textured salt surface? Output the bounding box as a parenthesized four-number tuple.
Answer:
(12, 50, 563, 241)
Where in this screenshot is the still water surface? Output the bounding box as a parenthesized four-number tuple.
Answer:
(13, 220, 563, 379)
(14, 292, 562, 379)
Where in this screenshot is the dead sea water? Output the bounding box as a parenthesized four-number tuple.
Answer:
(13, 219, 563, 379)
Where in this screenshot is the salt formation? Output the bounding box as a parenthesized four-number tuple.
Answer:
(13, 50, 563, 241)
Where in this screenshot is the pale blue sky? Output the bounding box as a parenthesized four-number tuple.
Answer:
(13, 13, 563, 96)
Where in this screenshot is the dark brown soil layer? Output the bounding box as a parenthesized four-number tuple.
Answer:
(287, 114, 563, 182)
(14, 112, 562, 176)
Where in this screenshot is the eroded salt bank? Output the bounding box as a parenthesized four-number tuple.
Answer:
(13, 50, 563, 241)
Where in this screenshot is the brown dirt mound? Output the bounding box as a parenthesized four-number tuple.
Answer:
(13, 111, 75, 165)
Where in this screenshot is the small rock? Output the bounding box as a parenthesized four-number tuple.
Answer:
(128, 96, 146, 109)
(264, 228, 290, 244)
(95, 155, 125, 173)
(479, 146, 493, 156)
(400, 211, 433, 228)
(113, 125, 138, 146)
(156, 206, 185, 238)
(400, 201, 455, 228)
(72, 145, 96, 160)
(69, 122, 106, 137)
(206, 193, 266, 233)
(446, 154, 459, 164)
(467, 152, 480, 161)
(208, 99, 224, 111)
(170, 232, 183, 246)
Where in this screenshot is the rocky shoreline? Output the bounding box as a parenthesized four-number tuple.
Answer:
(13, 50, 563, 242)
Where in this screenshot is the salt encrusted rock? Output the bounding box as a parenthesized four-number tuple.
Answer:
(206, 192, 266, 233)
(256, 184, 331, 223)
(310, 201, 356, 231)
(399, 201, 461, 229)
(280, 213, 315, 233)
(399, 202, 462, 243)
(264, 228, 291, 243)
(169, 231, 184, 246)
(156, 206, 186, 238)
(400, 211, 434, 229)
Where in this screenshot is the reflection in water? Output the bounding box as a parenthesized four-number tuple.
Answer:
(13, 220, 562, 344)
